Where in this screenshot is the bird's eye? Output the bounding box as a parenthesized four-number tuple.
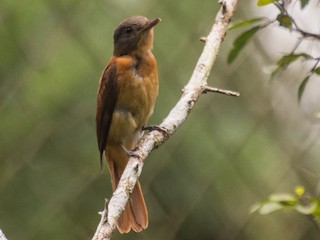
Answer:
(124, 27, 133, 35)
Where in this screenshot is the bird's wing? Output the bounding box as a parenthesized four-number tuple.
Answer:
(96, 60, 118, 165)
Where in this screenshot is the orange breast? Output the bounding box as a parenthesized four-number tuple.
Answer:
(116, 54, 158, 124)
(107, 54, 158, 146)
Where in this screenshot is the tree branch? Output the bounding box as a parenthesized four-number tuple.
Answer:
(0, 229, 8, 240)
(92, 0, 239, 239)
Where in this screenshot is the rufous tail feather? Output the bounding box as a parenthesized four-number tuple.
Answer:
(106, 147, 148, 233)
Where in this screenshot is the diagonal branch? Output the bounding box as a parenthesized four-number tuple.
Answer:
(0, 229, 8, 240)
(92, 0, 239, 239)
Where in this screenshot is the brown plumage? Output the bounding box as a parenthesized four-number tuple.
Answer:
(96, 16, 160, 233)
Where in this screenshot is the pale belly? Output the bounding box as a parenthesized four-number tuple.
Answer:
(107, 108, 142, 149)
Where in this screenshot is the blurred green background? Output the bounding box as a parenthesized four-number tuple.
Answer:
(1, 0, 320, 239)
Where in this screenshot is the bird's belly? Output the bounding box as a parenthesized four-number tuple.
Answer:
(107, 109, 141, 148)
(118, 75, 157, 121)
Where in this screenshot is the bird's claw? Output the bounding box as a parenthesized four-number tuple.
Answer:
(121, 144, 142, 159)
(143, 125, 169, 137)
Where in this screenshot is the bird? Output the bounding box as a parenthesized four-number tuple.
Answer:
(96, 16, 160, 233)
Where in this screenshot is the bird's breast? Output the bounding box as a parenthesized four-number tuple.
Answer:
(116, 54, 158, 123)
(107, 54, 158, 145)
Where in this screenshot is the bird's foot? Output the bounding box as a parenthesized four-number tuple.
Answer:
(143, 125, 169, 137)
(121, 144, 142, 159)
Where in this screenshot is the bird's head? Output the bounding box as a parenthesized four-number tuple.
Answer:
(113, 16, 161, 56)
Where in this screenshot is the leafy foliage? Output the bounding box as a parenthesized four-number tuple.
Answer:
(251, 186, 320, 223)
(300, 0, 310, 9)
(271, 53, 311, 79)
(277, 53, 311, 67)
(298, 76, 310, 102)
(228, 0, 320, 102)
(227, 26, 261, 63)
(276, 13, 292, 28)
(228, 17, 265, 31)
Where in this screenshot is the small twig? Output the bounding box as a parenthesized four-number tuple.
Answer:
(297, 29, 320, 40)
(203, 86, 240, 97)
(0, 229, 8, 240)
(200, 36, 207, 42)
(92, 199, 110, 240)
(311, 58, 320, 72)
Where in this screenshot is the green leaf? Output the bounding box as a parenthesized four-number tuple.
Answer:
(277, 54, 299, 66)
(250, 202, 262, 214)
(312, 200, 320, 218)
(314, 67, 320, 75)
(300, 0, 310, 9)
(298, 76, 310, 102)
(259, 202, 284, 215)
(227, 26, 260, 63)
(229, 18, 265, 31)
(270, 65, 283, 80)
(271, 53, 308, 79)
(277, 53, 311, 68)
(269, 193, 296, 203)
(257, 0, 275, 6)
(277, 14, 293, 28)
(295, 200, 317, 215)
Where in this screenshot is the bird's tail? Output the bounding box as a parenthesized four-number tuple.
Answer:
(106, 146, 148, 233)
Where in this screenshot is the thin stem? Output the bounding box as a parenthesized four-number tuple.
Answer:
(203, 86, 240, 97)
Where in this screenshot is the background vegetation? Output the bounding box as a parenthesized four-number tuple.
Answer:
(1, 0, 320, 239)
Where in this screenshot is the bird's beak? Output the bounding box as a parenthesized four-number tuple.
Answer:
(141, 18, 161, 33)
